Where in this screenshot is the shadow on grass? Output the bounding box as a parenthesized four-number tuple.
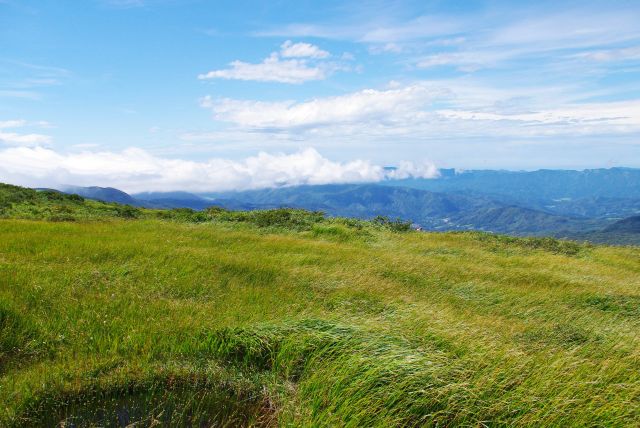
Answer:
(15, 373, 271, 428)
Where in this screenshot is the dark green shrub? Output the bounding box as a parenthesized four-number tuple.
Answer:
(234, 208, 326, 231)
(372, 215, 412, 232)
(66, 193, 85, 202)
(115, 205, 140, 219)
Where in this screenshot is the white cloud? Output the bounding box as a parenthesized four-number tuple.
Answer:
(198, 80, 640, 145)
(368, 43, 404, 54)
(490, 10, 640, 49)
(0, 147, 438, 193)
(257, 14, 466, 44)
(573, 46, 640, 62)
(198, 53, 329, 84)
(416, 53, 471, 69)
(202, 83, 443, 129)
(415, 51, 511, 72)
(385, 161, 438, 180)
(360, 15, 464, 43)
(198, 41, 338, 84)
(0, 119, 52, 146)
(436, 99, 640, 128)
(430, 102, 640, 139)
(431, 9, 640, 72)
(0, 90, 41, 100)
(0, 120, 27, 129)
(280, 40, 329, 58)
(260, 6, 640, 75)
(0, 61, 70, 101)
(0, 132, 52, 146)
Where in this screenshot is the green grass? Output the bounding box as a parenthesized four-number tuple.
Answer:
(0, 183, 639, 426)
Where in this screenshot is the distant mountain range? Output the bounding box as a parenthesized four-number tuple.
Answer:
(60, 187, 212, 210)
(202, 184, 606, 235)
(385, 167, 640, 218)
(133, 191, 213, 210)
(50, 167, 640, 245)
(61, 186, 139, 205)
(386, 167, 640, 199)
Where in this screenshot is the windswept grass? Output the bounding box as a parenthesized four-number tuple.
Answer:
(0, 183, 638, 426)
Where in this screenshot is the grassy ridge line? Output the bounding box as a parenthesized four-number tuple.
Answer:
(0, 184, 639, 425)
(0, 182, 601, 255)
(0, 182, 413, 233)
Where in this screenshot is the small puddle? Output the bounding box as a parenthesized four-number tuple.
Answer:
(30, 386, 265, 427)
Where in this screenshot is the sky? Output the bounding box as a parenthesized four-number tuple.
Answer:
(1, 0, 640, 192)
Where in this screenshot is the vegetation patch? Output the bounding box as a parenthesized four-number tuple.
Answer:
(371, 215, 412, 232)
(0, 300, 51, 372)
(466, 231, 587, 256)
(311, 224, 363, 242)
(519, 323, 599, 348)
(583, 294, 640, 317)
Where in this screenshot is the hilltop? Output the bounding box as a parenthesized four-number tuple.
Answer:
(0, 182, 639, 426)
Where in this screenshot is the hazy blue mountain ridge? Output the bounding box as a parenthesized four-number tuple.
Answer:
(43, 167, 640, 243)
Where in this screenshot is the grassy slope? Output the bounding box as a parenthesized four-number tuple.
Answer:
(0, 184, 639, 426)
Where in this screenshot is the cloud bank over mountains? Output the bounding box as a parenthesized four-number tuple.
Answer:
(0, 146, 438, 193)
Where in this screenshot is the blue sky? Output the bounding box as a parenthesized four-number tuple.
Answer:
(1, 0, 640, 191)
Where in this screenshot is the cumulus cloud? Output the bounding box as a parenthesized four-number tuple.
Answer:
(0, 146, 438, 193)
(280, 40, 329, 58)
(198, 41, 339, 84)
(0, 119, 52, 146)
(198, 53, 329, 84)
(201, 83, 443, 129)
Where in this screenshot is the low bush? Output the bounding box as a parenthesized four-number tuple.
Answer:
(372, 215, 412, 232)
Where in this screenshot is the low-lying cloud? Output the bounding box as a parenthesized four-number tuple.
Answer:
(0, 146, 438, 193)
